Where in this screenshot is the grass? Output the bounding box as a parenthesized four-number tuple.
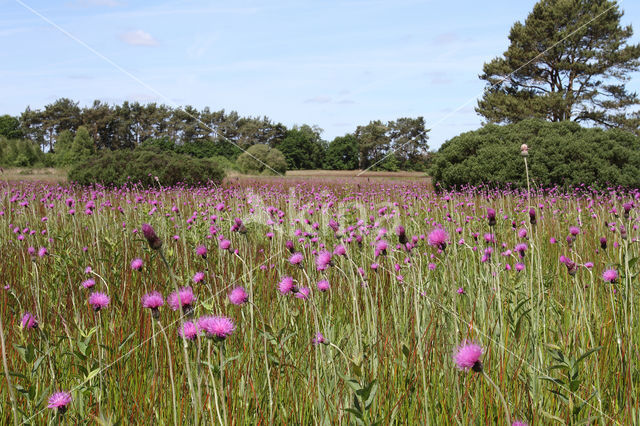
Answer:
(0, 178, 638, 424)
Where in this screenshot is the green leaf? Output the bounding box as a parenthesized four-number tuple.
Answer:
(575, 346, 602, 365)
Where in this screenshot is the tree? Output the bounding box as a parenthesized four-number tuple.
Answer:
(53, 130, 75, 166)
(476, 0, 640, 129)
(354, 120, 389, 169)
(387, 117, 430, 169)
(324, 134, 359, 170)
(236, 144, 287, 175)
(71, 126, 95, 163)
(0, 115, 22, 139)
(278, 125, 325, 169)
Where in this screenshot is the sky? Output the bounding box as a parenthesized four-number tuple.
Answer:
(1, 0, 639, 149)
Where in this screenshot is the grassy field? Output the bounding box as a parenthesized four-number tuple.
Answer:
(0, 177, 638, 424)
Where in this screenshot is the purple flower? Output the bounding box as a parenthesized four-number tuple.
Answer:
(197, 316, 235, 341)
(602, 269, 618, 283)
(294, 287, 310, 299)
(38, 247, 48, 257)
(457, 287, 465, 295)
(428, 228, 449, 250)
(88, 292, 110, 311)
(569, 226, 580, 236)
(47, 391, 72, 413)
(512, 421, 529, 426)
(316, 250, 333, 271)
(278, 276, 297, 295)
(141, 223, 162, 250)
(130, 258, 143, 271)
(229, 286, 249, 305)
(333, 244, 346, 256)
(21, 312, 38, 330)
(219, 239, 232, 251)
(317, 280, 330, 292)
(196, 245, 207, 258)
(193, 271, 205, 283)
(312, 332, 327, 346)
(487, 208, 496, 226)
(515, 262, 525, 272)
(180, 321, 198, 340)
(82, 279, 95, 289)
(168, 287, 196, 315)
(375, 240, 388, 257)
(289, 252, 304, 265)
(453, 341, 483, 372)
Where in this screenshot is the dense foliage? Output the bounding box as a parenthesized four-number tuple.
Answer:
(236, 144, 287, 175)
(431, 119, 640, 189)
(68, 148, 225, 186)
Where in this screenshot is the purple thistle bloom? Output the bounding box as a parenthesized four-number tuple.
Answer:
(453, 341, 483, 372)
(180, 321, 198, 340)
(375, 240, 389, 257)
(602, 269, 618, 283)
(130, 258, 143, 271)
(600, 237, 607, 249)
(515, 262, 525, 272)
(515, 243, 528, 256)
(229, 286, 249, 305)
(168, 287, 195, 314)
(316, 250, 333, 271)
(333, 244, 347, 256)
(193, 271, 205, 283)
(512, 422, 529, 426)
(278, 276, 297, 295)
(317, 279, 330, 292)
(312, 332, 327, 346)
(569, 226, 580, 236)
(21, 312, 38, 330)
(141, 223, 162, 250)
(197, 316, 235, 341)
(48, 391, 72, 413)
(196, 245, 207, 258)
(428, 228, 449, 250)
(295, 287, 310, 299)
(142, 291, 164, 319)
(88, 292, 110, 311)
(529, 207, 536, 225)
(487, 208, 496, 226)
(82, 278, 95, 289)
(219, 239, 232, 251)
(285, 240, 295, 253)
(289, 252, 304, 265)
(38, 247, 48, 257)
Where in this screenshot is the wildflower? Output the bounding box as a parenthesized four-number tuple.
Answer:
(453, 341, 483, 372)
(48, 391, 72, 414)
(396, 225, 408, 245)
(278, 276, 297, 295)
(88, 292, 110, 311)
(457, 287, 465, 294)
(196, 245, 207, 258)
(289, 252, 304, 265)
(295, 287, 310, 299)
(141, 223, 162, 250)
(602, 269, 618, 283)
(515, 262, 525, 272)
(198, 316, 235, 341)
(21, 312, 38, 330)
(228, 286, 249, 305)
(316, 250, 333, 271)
(584, 262, 594, 269)
(529, 207, 536, 225)
(168, 287, 195, 316)
(600, 237, 607, 249)
(333, 244, 346, 256)
(512, 421, 529, 426)
(317, 280, 330, 292)
(569, 226, 580, 236)
(375, 240, 388, 257)
(82, 278, 95, 289)
(193, 271, 205, 283)
(428, 228, 449, 250)
(312, 332, 327, 346)
(180, 321, 198, 340)
(38, 247, 48, 257)
(130, 258, 143, 271)
(142, 291, 164, 319)
(518, 228, 527, 239)
(219, 239, 232, 251)
(487, 208, 496, 227)
(285, 240, 295, 253)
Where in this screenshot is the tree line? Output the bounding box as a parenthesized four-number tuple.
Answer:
(0, 99, 430, 172)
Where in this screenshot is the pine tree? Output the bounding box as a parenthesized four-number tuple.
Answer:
(476, 0, 640, 131)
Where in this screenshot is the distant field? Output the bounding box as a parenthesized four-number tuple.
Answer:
(1, 168, 430, 185)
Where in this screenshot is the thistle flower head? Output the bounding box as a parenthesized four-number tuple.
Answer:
(88, 292, 110, 311)
(602, 269, 618, 283)
(21, 312, 38, 330)
(141, 223, 162, 250)
(278, 276, 296, 295)
(130, 258, 143, 271)
(47, 391, 72, 413)
(453, 341, 483, 372)
(197, 316, 235, 341)
(168, 287, 195, 312)
(229, 286, 249, 305)
(428, 228, 449, 250)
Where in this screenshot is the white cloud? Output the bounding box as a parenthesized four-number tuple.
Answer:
(304, 96, 332, 104)
(119, 30, 158, 46)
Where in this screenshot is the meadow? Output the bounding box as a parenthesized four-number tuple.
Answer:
(0, 175, 638, 425)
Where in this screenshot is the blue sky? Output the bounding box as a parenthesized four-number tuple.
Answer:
(1, 0, 639, 149)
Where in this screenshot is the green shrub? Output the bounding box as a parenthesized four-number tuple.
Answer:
(431, 119, 640, 189)
(236, 144, 287, 175)
(68, 148, 225, 186)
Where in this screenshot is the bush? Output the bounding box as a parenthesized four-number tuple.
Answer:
(68, 148, 225, 186)
(236, 144, 287, 175)
(324, 135, 359, 170)
(431, 119, 640, 189)
(0, 137, 44, 167)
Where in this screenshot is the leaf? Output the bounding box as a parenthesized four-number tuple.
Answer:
(540, 410, 565, 423)
(575, 346, 602, 365)
(85, 368, 101, 382)
(118, 331, 136, 351)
